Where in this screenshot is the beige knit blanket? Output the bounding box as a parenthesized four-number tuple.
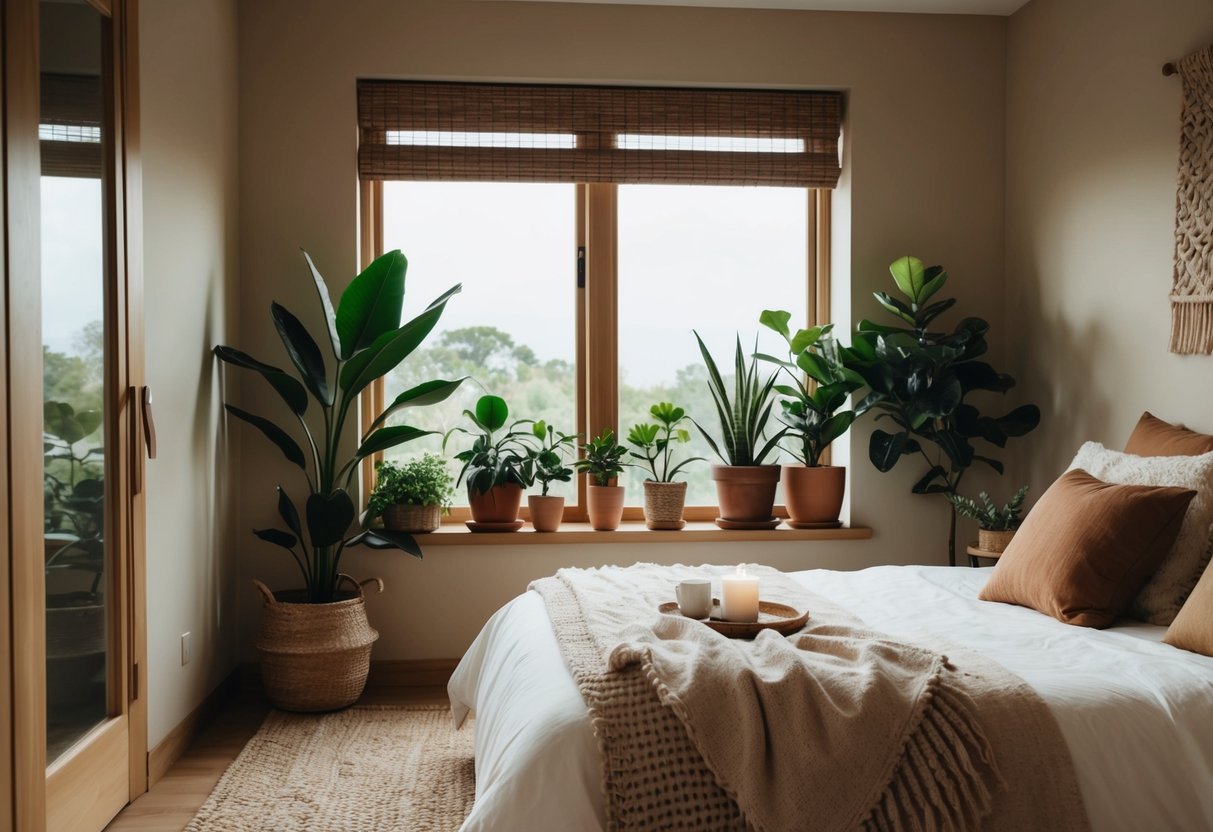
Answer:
(531, 564, 1089, 832)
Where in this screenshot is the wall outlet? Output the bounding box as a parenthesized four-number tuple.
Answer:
(181, 631, 192, 666)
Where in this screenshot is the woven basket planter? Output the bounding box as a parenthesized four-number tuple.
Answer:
(978, 528, 1016, 554)
(382, 503, 441, 533)
(643, 480, 687, 530)
(254, 575, 382, 712)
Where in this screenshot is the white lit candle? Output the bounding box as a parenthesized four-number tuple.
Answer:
(721, 564, 760, 623)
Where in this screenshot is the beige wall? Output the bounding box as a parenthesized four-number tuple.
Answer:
(141, 0, 240, 745)
(235, 0, 1009, 660)
(1005, 0, 1213, 498)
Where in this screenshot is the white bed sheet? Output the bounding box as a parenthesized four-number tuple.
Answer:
(448, 566, 1213, 831)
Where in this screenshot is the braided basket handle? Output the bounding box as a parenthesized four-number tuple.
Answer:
(252, 579, 276, 605)
(336, 573, 384, 597)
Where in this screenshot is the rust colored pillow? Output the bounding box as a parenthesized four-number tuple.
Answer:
(979, 469, 1196, 628)
(1164, 561, 1213, 656)
(1124, 412, 1213, 457)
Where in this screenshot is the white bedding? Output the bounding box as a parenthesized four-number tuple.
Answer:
(448, 565, 1213, 831)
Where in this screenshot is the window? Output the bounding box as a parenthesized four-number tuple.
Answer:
(358, 81, 842, 523)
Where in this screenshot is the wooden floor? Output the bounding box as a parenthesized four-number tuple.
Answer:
(105, 685, 450, 832)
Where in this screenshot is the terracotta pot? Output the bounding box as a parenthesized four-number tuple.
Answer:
(528, 494, 565, 532)
(468, 483, 523, 524)
(711, 464, 780, 522)
(782, 465, 846, 526)
(587, 485, 625, 531)
(643, 480, 688, 530)
(978, 528, 1016, 553)
(382, 503, 441, 533)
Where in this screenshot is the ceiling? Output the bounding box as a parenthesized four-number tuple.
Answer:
(485, 0, 1030, 14)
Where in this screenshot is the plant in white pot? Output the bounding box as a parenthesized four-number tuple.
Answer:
(948, 486, 1029, 554)
(626, 402, 704, 530)
(756, 314, 864, 528)
(368, 454, 455, 534)
(573, 429, 629, 531)
(690, 332, 785, 529)
(524, 420, 576, 532)
(445, 394, 536, 530)
(214, 248, 465, 711)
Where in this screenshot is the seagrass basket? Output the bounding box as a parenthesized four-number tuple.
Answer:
(254, 575, 382, 712)
(643, 480, 688, 530)
(383, 503, 441, 533)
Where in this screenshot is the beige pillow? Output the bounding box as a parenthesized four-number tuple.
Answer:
(1164, 560, 1213, 656)
(979, 470, 1195, 628)
(1124, 412, 1213, 457)
(1068, 441, 1213, 624)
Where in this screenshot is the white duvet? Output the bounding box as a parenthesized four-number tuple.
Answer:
(448, 565, 1213, 831)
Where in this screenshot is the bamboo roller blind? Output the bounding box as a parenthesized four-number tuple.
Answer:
(358, 81, 843, 188)
(41, 73, 104, 179)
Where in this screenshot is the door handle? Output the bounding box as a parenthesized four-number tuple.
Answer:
(141, 385, 157, 460)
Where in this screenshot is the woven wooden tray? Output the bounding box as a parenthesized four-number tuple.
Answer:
(657, 599, 809, 638)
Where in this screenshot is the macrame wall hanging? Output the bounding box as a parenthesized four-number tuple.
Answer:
(1169, 44, 1213, 354)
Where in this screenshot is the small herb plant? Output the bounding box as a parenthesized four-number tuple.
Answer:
(756, 314, 864, 467)
(574, 429, 629, 487)
(444, 394, 536, 495)
(367, 454, 455, 517)
(626, 402, 704, 483)
(691, 332, 784, 466)
(525, 420, 577, 496)
(947, 486, 1029, 532)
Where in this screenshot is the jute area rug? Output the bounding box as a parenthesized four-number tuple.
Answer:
(186, 705, 475, 831)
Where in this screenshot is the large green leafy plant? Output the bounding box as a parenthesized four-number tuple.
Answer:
(691, 332, 783, 466)
(756, 315, 864, 467)
(846, 256, 1040, 565)
(215, 249, 465, 602)
(43, 401, 105, 588)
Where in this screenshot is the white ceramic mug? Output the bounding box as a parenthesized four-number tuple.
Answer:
(675, 578, 712, 619)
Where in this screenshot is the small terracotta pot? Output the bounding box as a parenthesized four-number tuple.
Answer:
(782, 465, 846, 526)
(468, 483, 523, 524)
(643, 480, 688, 530)
(978, 528, 1016, 553)
(711, 465, 780, 522)
(528, 494, 565, 532)
(587, 485, 625, 531)
(382, 503, 441, 534)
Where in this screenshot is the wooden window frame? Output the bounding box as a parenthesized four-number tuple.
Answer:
(360, 182, 831, 524)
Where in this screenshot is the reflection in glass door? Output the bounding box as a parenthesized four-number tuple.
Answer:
(40, 0, 108, 765)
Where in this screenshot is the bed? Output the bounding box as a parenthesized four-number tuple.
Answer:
(448, 564, 1213, 831)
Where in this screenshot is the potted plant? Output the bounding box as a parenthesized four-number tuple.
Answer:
(214, 248, 465, 711)
(445, 394, 536, 529)
(524, 420, 576, 532)
(368, 454, 454, 534)
(757, 314, 864, 528)
(43, 401, 106, 707)
(948, 486, 1029, 554)
(573, 429, 629, 531)
(691, 332, 785, 528)
(626, 402, 704, 530)
(845, 255, 1040, 565)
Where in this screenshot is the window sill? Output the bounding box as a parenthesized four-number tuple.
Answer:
(414, 521, 873, 546)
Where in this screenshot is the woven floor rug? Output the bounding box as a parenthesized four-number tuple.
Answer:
(186, 705, 475, 831)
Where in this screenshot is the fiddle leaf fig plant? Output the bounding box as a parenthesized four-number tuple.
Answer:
(215, 249, 466, 602)
(845, 255, 1041, 566)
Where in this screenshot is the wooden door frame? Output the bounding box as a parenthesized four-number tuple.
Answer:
(2, 0, 147, 829)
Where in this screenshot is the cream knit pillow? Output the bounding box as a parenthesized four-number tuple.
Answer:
(1068, 442, 1213, 624)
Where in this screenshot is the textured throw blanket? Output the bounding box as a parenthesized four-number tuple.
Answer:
(531, 564, 1089, 832)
